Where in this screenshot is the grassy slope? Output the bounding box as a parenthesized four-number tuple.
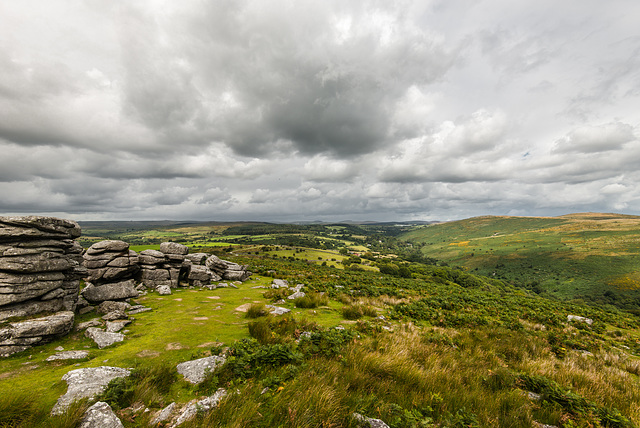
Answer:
(1, 254, 640, 427)
(401, 213, 640, 306)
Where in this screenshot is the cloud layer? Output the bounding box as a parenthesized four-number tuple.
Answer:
(1, 0, 639, 221)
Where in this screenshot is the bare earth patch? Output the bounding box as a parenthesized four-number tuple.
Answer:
(206, 296, 221, 299)
(197, 341, 223, 348)
(234, 303, 253, 312)
(193, 317, 209, 320)
(136, 350, 160, 358)
(174, 298, 183, 301)
(165, 342, 186, 350)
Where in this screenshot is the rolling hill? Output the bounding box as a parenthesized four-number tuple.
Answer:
(401, 213, 640, 310)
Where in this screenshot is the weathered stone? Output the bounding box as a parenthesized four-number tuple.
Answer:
(41, 287, 66, 300)
(79, 401, 124, 428)
(85, 328, 125, 349)
(139, 268, 170, 281)
(288, 291, 306, 300)
(76, 319, 103, 331)
(96, 301, 131, 314)
(51, 366, 131, 415)
(138, 250, 165, 265)
(102, 310, 129, 321)
(176, 355, 226, 384)
(0, 271, 65, 306)
(353, 413, 390, 428)
(0, 298, 64, 321)
(160, 242, 189, 255)
(46, 350, 90, 361)
(82, 280, 138, 303)
(0, 251, 75, 273)
(85, 240, 129, 255)
(151, 402, 176, 426)
(0, 216, 81, 242)
(188, 265, 212, 283)
(266, 305, 290, 316)
(271, 279, 289, 288)
(9, 311, 74, 338)
(157, 284, 172, 295)
(128, 307, 152, 315)
(567, 315, 593, 325)
(105, 320, 130, 333)
(85, 265, 140, 284)
(170, 389, 227, 427)
(185, 253, 208, 264)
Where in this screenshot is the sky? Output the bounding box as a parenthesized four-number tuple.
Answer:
(1, 0, 639, 223)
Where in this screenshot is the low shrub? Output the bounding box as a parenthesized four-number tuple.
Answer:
(294, 292, 329, 308)
(246, 303, 268, 318)
(342, 304, 377, 320)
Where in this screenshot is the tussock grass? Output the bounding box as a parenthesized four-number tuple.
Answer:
(246, 303, 269, 318)
(293, 292, 328, 308)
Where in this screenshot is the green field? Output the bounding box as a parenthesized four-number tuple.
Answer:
(401, 213, 640, 308)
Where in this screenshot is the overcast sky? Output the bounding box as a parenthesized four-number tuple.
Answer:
(1, 0, 639, 222)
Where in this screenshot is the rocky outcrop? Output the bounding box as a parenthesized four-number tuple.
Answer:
(82, 241, 139, 305)
(0, 216, 84, 320)
(137, 243, 194, 290)
(0, 216, 84, 356)
(205, 254, 251, 282)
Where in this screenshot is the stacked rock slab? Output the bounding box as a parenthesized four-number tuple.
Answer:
(137, 243, 191, 290)
(159, 242, 190, 288)
(205, 254, 251, 281)
(82, 241, 139, 304)
(0, 216, 84, 356)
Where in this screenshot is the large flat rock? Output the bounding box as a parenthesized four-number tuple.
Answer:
(176, 355, 226, 384)
(82, 280, 139, 303)
(51, 366, 131, 415)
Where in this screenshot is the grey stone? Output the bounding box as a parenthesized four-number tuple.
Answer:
(160, 242, 189, 255)
(105, 320, 130, 333)
(271, 279, 289, 288)
(79, 401, 124, 428)
(185, 253, 208, 264)
(0, 298, 64, 321)
(176, 355, 226, 384)
(9, 311, 74, 338)
(170, 389, 227, 427)
(567, 315, 593, 325)
(157, 284, 172, 295)
(265, 305, 290, 316)
(41, 287, 66, 301)
(128, 307, 152, 315)
(353, 413, 390, 428)
(102, 310, 129, 321)
(82, 280, 139, 303)
(85, 328, 125, 349)
(288, 291, 306, 300)
(51, 366, 131, 415)
(76, 319, 103, 330)
(46, 350, 90, 361)
(85, 240, 129, 255)
(188, 265, 212, 283)
(151, 402, 176, 426)
(96, 301, 131, 314)
(0, 216, 81, 242)
(0, 271, 65, 306)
